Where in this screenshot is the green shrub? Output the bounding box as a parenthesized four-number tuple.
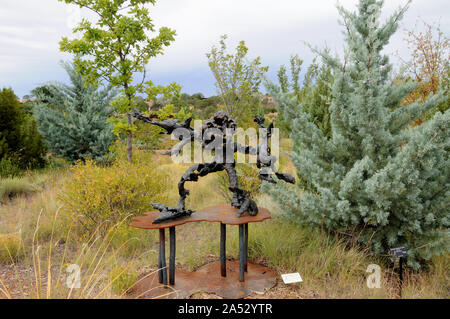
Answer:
(17, 114, 47, 169)
(0, 88, 46, 169)
(59, 157, 169, 238)
(0, 157, 22, 178)
(0, 88, 22, 159)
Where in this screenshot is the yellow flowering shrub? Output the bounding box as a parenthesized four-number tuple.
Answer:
(59, 158, 169, 238)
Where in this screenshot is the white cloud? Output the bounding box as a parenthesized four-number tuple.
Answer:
(0, 0, 448, 97)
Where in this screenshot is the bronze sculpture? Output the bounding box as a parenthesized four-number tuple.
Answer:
(133, 109, 295, 223)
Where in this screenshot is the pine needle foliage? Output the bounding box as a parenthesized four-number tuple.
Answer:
(34, 63, 117, 163)
(265, 0, 449, 268)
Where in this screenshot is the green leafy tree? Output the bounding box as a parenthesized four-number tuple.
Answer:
(301, 58, 334, 139)
(277, 54, 303, 101)
(172, 93, 221, 120)
(59, 0, 176, 163)
(276, 55, 333, 138)
(33, 63, 117, 163)
(290, 54, 303, 99)
(131, 83, 191, 151)
(276, 55, 303, 135)
(265, 0, 449, 268)
(0, 88, 46, 170)
(145, 81, 182, 110)
(289, 58, 335, 190)
(206, 35, 269, 127)
(155, 104, 191, 122)
(277, 65, 289, 94)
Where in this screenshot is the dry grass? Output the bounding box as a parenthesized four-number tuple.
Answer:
(0, 204, 149, 299)
(0, 232, 22, 263)
(0, 177, 40, 203)
(0, 148, 448, 299)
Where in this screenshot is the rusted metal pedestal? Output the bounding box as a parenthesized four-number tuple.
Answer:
(156, 227, 176, 286)
(220, 221, 248, 282)
(129, 204, 275, 299)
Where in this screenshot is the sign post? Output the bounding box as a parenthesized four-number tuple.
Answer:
(390, 247, 408, 298)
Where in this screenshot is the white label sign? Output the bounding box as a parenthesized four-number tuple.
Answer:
(281, 273, 303, 284)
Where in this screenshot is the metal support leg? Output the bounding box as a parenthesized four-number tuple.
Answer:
(399, 257, 404, 298)
(159, 229, 167, 285)
(169, 227, 176, 285)
(239, 224, 245, 282)
(244, 223, 248, 272)
(158, 231, 163, 284)
(220, 223, 226, 277)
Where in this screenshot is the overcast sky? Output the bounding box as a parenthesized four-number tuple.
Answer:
(0, 0, 448, 98)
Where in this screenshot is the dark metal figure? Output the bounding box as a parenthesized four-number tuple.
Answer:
(133, 109, 295, 223)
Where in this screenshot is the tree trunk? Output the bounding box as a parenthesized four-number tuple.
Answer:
(127, 113, 133, 163)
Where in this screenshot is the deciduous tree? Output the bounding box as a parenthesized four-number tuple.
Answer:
(59, 0, 176, 162)
(401, 20, 449, 122)
(206, 35, 268, 127)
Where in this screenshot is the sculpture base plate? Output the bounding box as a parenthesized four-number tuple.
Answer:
(128, 261, 277, 299)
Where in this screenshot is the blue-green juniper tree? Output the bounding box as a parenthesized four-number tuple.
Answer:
(34, 63, 117, 162)
(265, 0, 449, 268)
